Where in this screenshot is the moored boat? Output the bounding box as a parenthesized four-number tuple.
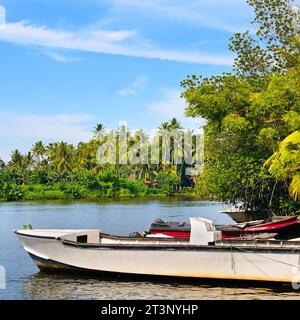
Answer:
(15, 217, 300, 283)
(150, 215, 300, 240)
(219, 202, 246, 215)
(150, 218, 191, 238)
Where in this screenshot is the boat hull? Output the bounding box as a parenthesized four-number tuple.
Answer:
(16, 232, 300, 283)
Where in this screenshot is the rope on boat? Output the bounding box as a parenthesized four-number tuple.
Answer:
(230, 246, 236, 274)
(230, 246, 300, 281)
(235, 249, 273, 280)
(233, 246, 299, 268)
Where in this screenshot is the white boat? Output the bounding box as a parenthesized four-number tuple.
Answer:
(15, 217, 300, 283)
(219, 202, 250, 223)
(219, 202, 246, 214)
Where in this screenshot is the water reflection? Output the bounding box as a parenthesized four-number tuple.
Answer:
(21, 272, 300, 300)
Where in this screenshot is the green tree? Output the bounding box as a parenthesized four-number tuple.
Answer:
(229, 0, 300, 81)
(181, 0, 300, 215)
(9, 150, 23, 168)
(31, 141, 47, 164)
(47, 142, 74, 174)
(0, 158, 5, 170)
(93, 123, 105, 139)
(0, 182, 23, 201)
(155, 172, 179, 195)
(23, 152, 35, 170)
(265, 131, 300, 201)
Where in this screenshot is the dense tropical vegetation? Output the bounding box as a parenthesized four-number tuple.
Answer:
(1, 0, 300, 219)
(0, 119, 196, 201)
(181, 0, 300, 216)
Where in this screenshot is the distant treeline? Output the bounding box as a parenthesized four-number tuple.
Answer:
(0, 119, 197, 201)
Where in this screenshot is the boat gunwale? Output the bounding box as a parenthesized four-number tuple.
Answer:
(58, 238, 300, 254)
(15, 230, 300, 253)
(14, 230, 189, 242)
(14, 230, 58, 240)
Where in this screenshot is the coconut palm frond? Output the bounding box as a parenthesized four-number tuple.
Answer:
(280, 131, 300, 149)
(264, 152, 278, 167)
(289, 173, 300, 201)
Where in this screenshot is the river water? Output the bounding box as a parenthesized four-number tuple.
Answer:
(0, 197, 299, 300)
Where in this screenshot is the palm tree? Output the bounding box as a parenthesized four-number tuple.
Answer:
(158, 121, 171, 165)
(159, 118, 183, 133)
(158, 118, 184, 168)
(93, 123, 105, 139)
(169, 118, 183, 130)
(129, 129, 150, 180)
(75, 142, 91, 170)
(290, 171, 300, 201)
(31, 141, 47, 164)
(158, 118, 184, 187)
(158, 121, 170, 132)
(47, 142, 74, 174)
(9, 149, 23, 168)
(23, 152, 35, 170)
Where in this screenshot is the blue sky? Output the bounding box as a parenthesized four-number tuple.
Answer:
(0, 0, 254, 161)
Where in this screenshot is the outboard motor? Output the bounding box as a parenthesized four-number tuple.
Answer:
(189, 217, 222, 245)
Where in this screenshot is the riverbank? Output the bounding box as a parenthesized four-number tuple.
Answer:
(0, 182, 197, 202)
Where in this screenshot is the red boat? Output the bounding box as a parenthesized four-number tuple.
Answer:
(150, 216, 300, 240)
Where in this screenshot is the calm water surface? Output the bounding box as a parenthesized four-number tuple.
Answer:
(0, 197, 299, 300)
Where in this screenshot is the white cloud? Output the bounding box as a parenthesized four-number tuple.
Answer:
(42, 50, 82, 63)
(0, 112, 93, 142)
(90, 29, 137, 42)
(149, 90, 185, 118)
(0, 21, 136, 47)
(117, 75, 147, 96)
(147, 89, 206, 130)
(109, 0, 254, 34)
(0, 20, 233, 65)
(0, 112, 95, 161)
